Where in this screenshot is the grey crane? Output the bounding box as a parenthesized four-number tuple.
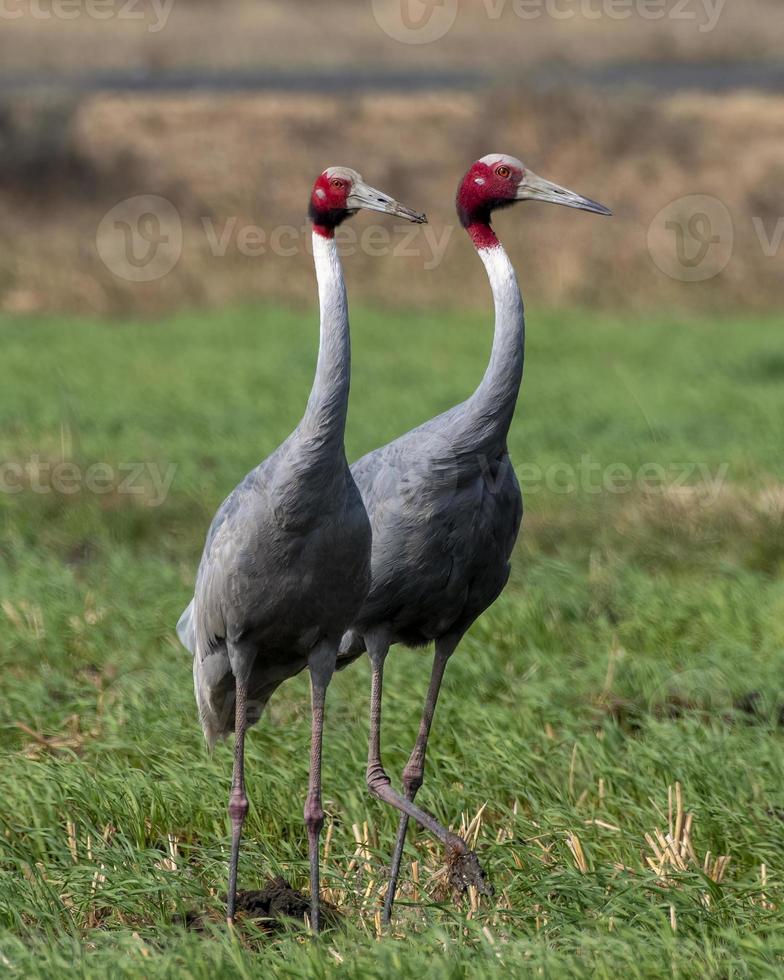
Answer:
(176, 167, 425, 932)
(338, 154, 611, 921)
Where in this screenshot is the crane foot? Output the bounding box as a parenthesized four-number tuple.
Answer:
(445, 844, 494, 899)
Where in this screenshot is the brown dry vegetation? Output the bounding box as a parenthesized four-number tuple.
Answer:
(524, 481, 784, 577)
(0, 0, 781, 74)
(0, 85, 781, 316)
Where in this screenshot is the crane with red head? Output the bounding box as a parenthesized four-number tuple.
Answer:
(339, 153, 610, 922)
(177, 166, 424, 934)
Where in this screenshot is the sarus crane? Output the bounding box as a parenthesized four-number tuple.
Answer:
(176, 168, 425, 931)
(338, 154, 611, 921)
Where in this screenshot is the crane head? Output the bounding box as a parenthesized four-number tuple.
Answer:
(309, 167, 426, 237)
(457, 153, 611, 234)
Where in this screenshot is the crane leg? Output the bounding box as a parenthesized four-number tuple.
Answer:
(304, 640, 337, 935)
(226, 679, 249, 928)
(382, 635, 458, 924)
(365, 634, 488, 913)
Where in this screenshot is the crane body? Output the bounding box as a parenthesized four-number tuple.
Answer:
(177, 168, 425, 931)
(339, 155, 611, 921)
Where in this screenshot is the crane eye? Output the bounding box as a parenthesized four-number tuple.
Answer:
(330, 178, 344, 189)
(496, 166, 511, 178)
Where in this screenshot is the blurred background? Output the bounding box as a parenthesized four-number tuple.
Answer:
(0, 0, 782, 316)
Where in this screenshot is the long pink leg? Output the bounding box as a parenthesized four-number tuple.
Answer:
(364, 632, 489, 918)
(382, 635, 459, 924)
(303, 641, 337, 934)
(226, 681, 249, 927)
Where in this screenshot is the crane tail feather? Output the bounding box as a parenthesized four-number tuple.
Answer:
(193, 655, 226, 752)
(176, 599, 196, 655)
(178, 598, 231, 749)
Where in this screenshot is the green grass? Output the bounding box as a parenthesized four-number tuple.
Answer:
(1, 305, 783, 978)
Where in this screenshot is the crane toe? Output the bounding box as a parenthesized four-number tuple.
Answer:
(446, 846, 494, 899)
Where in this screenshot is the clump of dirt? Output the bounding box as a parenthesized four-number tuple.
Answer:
(236, 877, 312, 922)
(186, 877, 340, 933)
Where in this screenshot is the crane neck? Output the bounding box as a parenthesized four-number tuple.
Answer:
(464, 227, 525, 452)
(297, 230, 351, 456)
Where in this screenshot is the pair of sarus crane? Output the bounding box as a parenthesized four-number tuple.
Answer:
(177, 154, 611, 931)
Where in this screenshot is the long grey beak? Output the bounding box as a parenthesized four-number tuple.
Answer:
(517, 171, 612, 216)
(347, 182, 427, 223)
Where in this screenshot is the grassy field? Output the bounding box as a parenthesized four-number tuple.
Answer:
(1, 304, 784, 977)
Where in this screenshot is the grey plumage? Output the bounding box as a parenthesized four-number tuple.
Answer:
(340, 237, 525, 662)
(334, 200, 526, 923)
(179, 234, 371, 749)
(340, 385, 522, 658)
(178, 436, 371, 746)
(338, 153, 611, 922)
(175, 166, 426, 931)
